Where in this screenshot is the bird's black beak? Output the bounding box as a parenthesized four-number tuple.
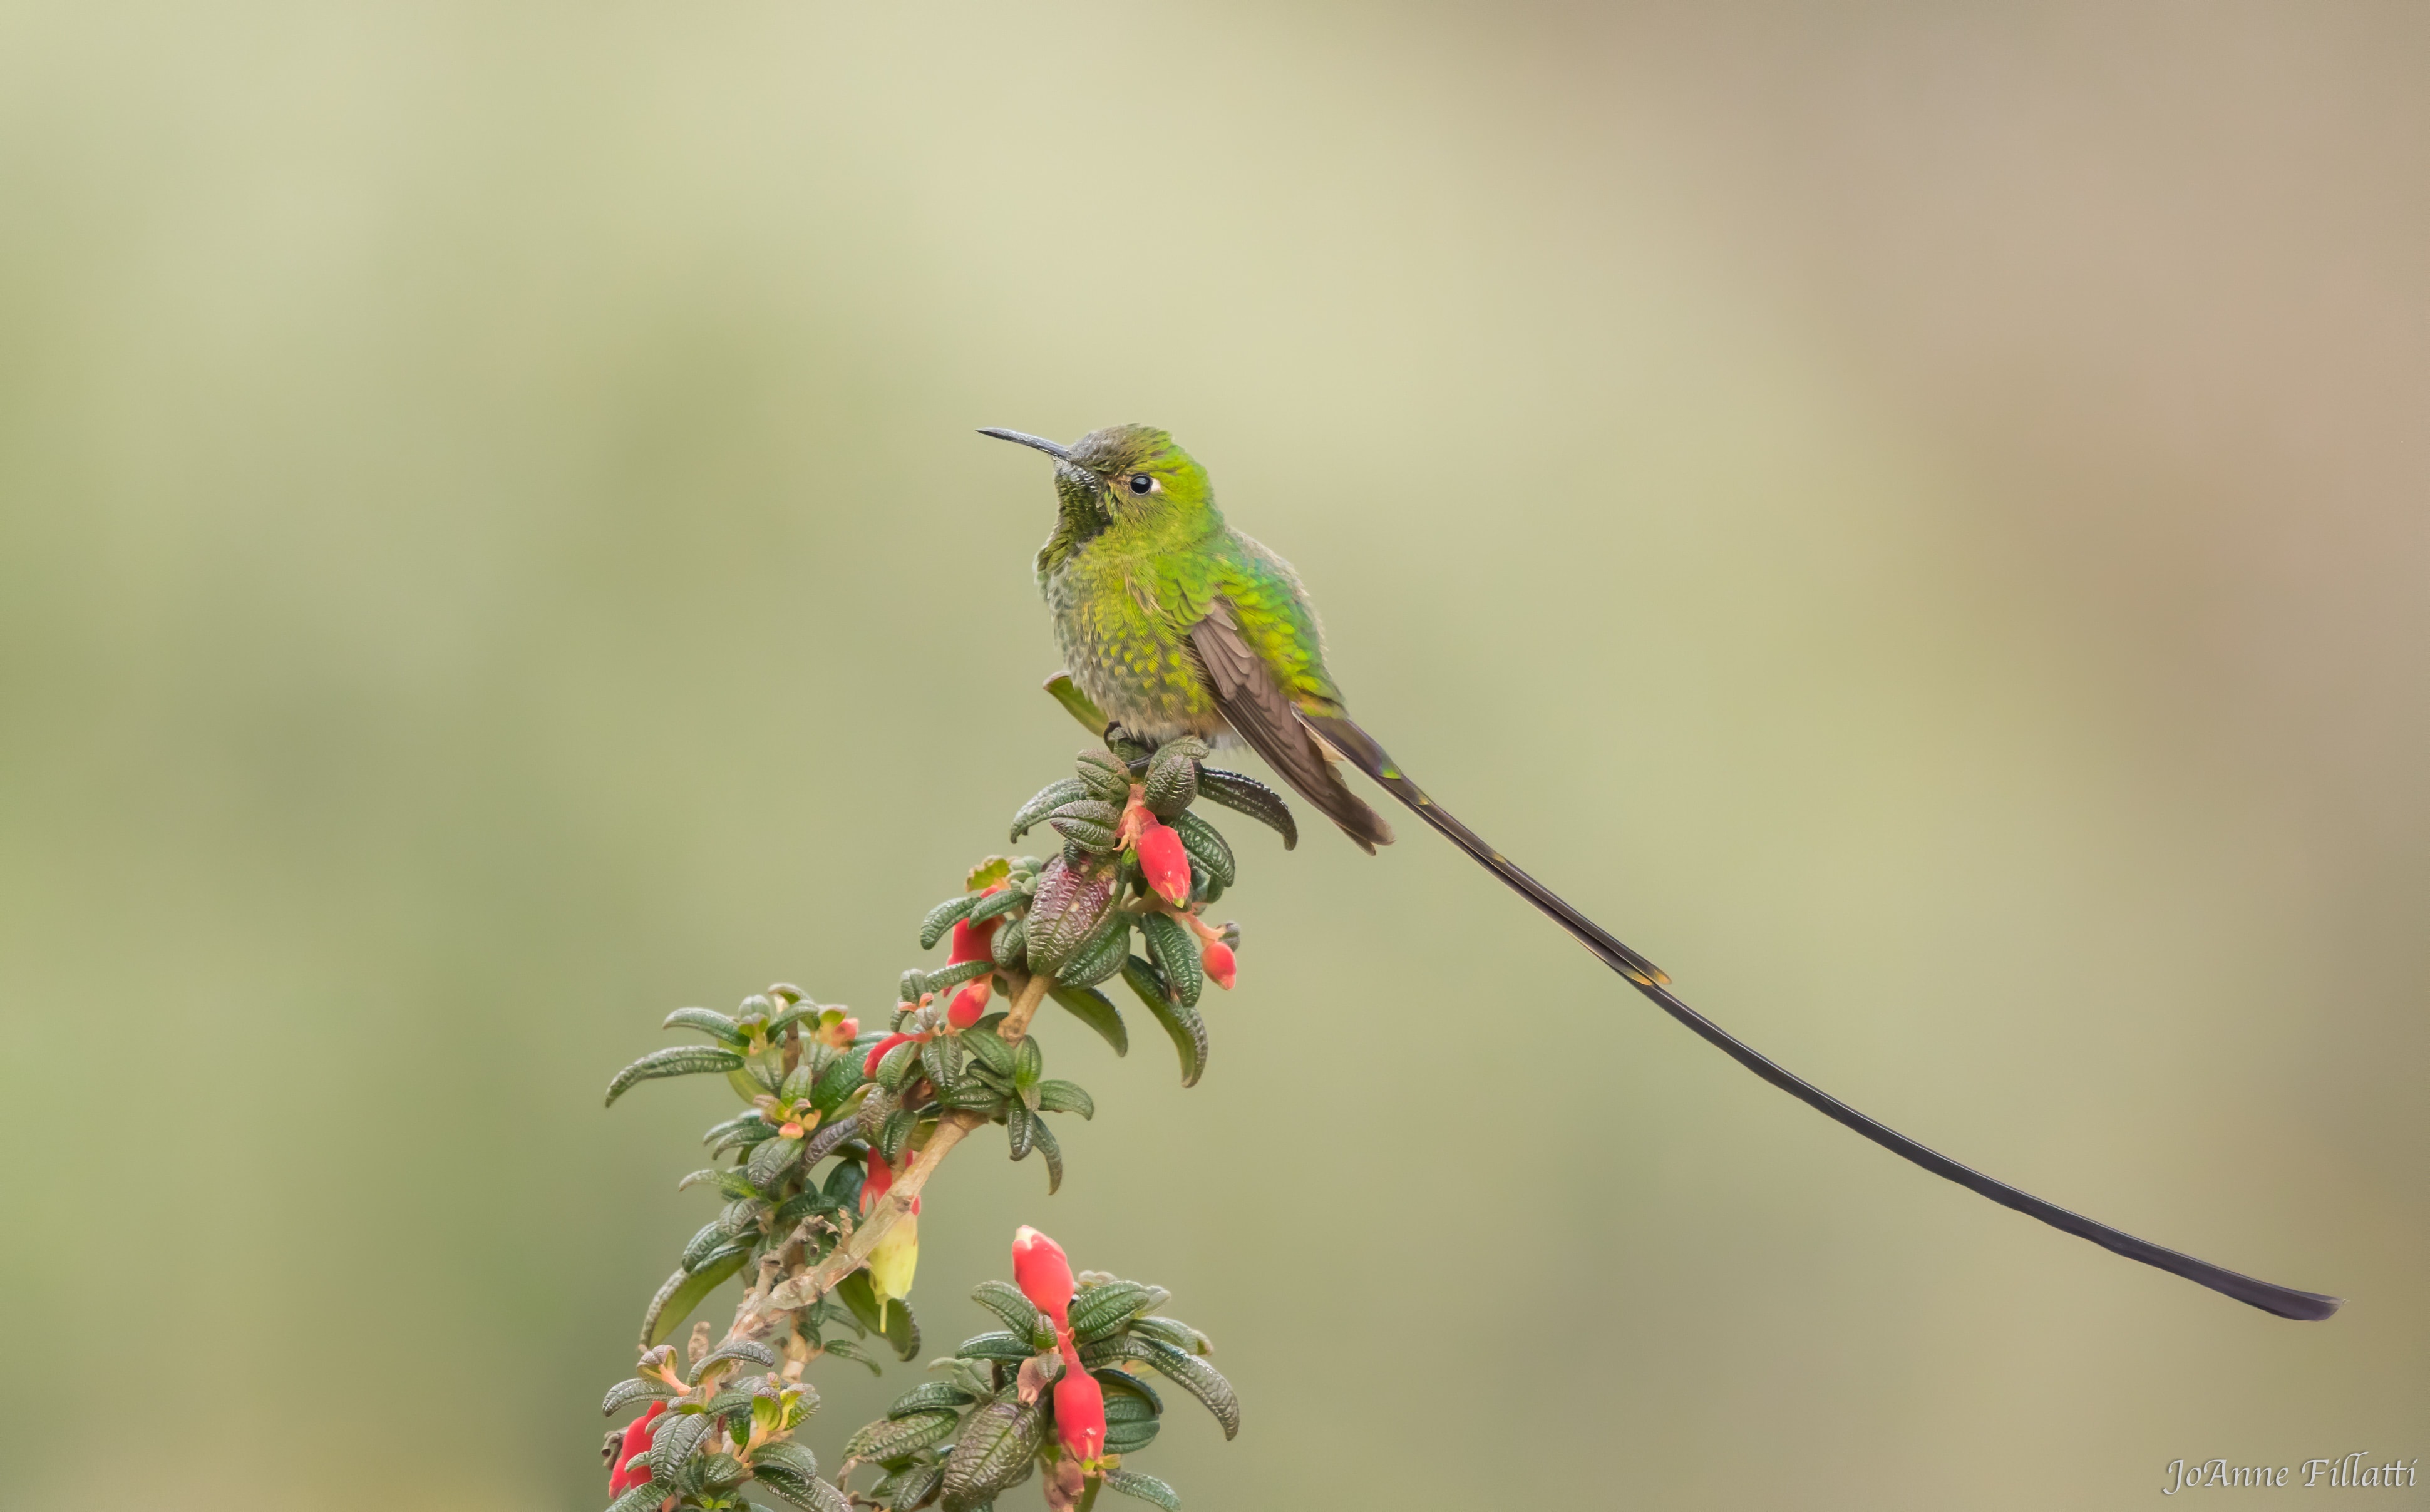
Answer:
(977, 427, 1071, 461)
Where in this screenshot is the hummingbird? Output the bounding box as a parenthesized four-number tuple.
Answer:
(979, 422, 2339, 1323)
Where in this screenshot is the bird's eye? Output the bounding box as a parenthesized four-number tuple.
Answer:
(1128, 473, 1154, 495)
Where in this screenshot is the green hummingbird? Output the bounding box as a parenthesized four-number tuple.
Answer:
(979, 422, 2339, 1324)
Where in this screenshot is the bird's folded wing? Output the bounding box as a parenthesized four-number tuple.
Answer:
(1187, 599, 1393, 853)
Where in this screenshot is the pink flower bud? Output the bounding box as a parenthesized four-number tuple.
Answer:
(864, 1031, 915, 1077)
(1136, 821, 1192, 905)
(608, 1401, 665, 1494)
(1051, 1348, 1106, 1463)
(1011, 1226, 1075, 1325)
(816, 1014, 858, 1049)
(947, 977, 992, 1029)
(860, 1149, 893, 1216)
(1201, 940, 1236, 989)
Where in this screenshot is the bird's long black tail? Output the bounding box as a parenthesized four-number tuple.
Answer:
(1301, 712, 2341, 1322)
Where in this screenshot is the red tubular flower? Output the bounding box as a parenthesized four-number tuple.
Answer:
(860, 1149, 893, 1216)
(1011, 1225, 1076, 1326)
(1051, 1342, 1106, 1463)
(1201, 939, 1236, 990)
(948, 886, 1006, 964)
(864, 1031, 917, 1077)
(947, 977, 992, 1029)
(608, 1400, 665, 1495)
(1135, 820, 1192, 906)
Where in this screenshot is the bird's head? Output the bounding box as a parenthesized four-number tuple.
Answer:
(980, 423, 1217, 570)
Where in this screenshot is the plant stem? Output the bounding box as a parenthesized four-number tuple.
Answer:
(1001, 971, 1052, 1040)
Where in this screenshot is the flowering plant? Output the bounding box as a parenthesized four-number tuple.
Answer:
(595, 688, 1272, 1511)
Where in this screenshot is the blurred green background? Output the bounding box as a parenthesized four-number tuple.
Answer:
(3, 3, 2423, 1507)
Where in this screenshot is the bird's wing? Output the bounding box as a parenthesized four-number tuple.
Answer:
(1188, 599, 1394, 853)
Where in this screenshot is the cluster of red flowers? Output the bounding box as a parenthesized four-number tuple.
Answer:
(1123, 798, 1238, 992)
(862, 885, 1009, 1079)
(1011, 1226, 1108, 1468)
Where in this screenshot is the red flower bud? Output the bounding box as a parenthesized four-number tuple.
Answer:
(816, 1014, 859, 1049)
(1011, 1225, 1075, 1325)
(1051, 1344, 1106, 1463)
(1201, 939, 1236, 989)
(1136, 821, 1192, 906)
(608, 1400, 665, 1494)
(864, 1031, 915, 1078)
(861, 1149, 893, 1216)
(947, 977, 992, 1029)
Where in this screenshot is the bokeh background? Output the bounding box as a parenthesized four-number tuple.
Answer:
(3, 3, 2424, 1507)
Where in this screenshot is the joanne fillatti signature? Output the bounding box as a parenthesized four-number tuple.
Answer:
(2165, 1453, 2419, 1494)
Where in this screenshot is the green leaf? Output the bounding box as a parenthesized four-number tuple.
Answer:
(939, 1396, 1045, 1512)
(1049, 813, 1118, 852)
(677, 1167, 759, 1199)
(843, 1409, 959, 1465)
(1126, 1316, 1210, 1356)
(1046, 984, 1129, 1057)
(746, 1132, 806, 1190)
(989, 915, 1026, 970)
(1032, 1079, 1093, 1118)
(821, 1334, 885, 1375)
(886, 1381, 977, 1418)
(875, 1038, 920, 1093)
(1102, 1417, 1163, 1456)
(1043, 671, 1109, 735)
(754, 1463, 852, 1512)
(1101, 1468, 1182, 1510)
(651, 1403, 721, 1476)
(1140, 737, 1205, 817)
(683, 1218, 736, 1271)
(606, 1476, 678, 1512)
(832, 1268, 916, 1359)
(1054, 908, 1133, 989)
(663, 1007, 749, 1046)
(607, 1045, 748, 1106)
(967, 886, 1025, 927)
(602, 1375, 679, 1415)
(1096, 1367, 1163, 1414)
(1004, 1103, 1035, 1162)
(953, 1329, 1035, 1362)
(1011, 777, 1093, 842)
(872, 1462, 945, 1512)
(1024, 855, 1118, 973)
(878, 1104, 919, 1165)
(919, 894, 980, 951)
(1193, 767, 1297, 849)
(967, 1279, 1048, 1344)
(1081, 1337, 1238, 1439)
(921, 1033, 965, 1098)
(962, 1024, 1016, 1078)
(1010, 1034, 1043, 1087)
(1168, 810, 1235, 888)
(1073, 748, 1133, 802)
(643, 1248, 749, 1347)
(810, 1052, 866, 1115)
(1138, 914, 1203, 1008)
(924, 959, 994, 995)
(689, 1337, 780, 1385)
(900, 969, 927, 1007)
(753, 1441, 821, 1483)
(1121, 955, 1207, 1086)
(703, 1111, 778, 1154)
(1030, 1115, 1063, 1194)
(1102, 1387, 1156, 1426)
(1068, 1280, 1158, 1342)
